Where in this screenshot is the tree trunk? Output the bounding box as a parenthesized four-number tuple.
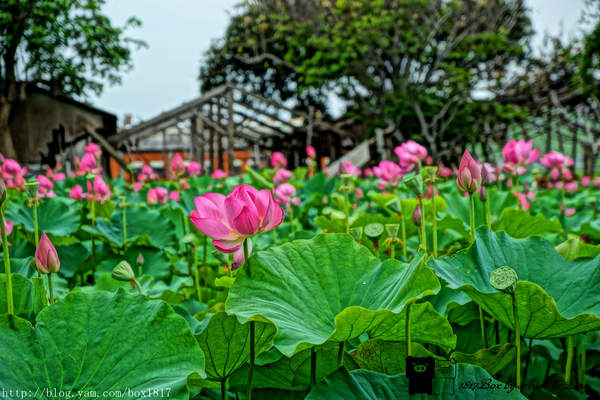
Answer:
(0, 97, 17, 159)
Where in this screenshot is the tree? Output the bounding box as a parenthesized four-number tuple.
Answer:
(200, 0, 532, 161)
(0, 0, 145, 158)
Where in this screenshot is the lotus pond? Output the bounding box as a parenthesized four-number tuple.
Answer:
(0, 143, 599, 399)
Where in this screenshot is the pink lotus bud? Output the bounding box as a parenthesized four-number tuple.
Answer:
(187, 161, 202, 176)
(306, 146, 316, 160)
(169, 190, 180, 202)
(133, 181, 143, 192)
(85, 142, 102, 159)
(582, 176, 591, 187)
(270, 151, 288, 168)
(137, 253, 144, 265)
(292, 197, 301, 207)
(211, 169, 227, 179)
(354, 187, 364, 199)
(363, 168, 373, 178)
(180, 179, 190, 190)
(273, 168, 292, 184)
(412, 205, 421, 226)
(171, 153, 185, 176)
(78, 153, 97, 174)
(594, 177, 600, 187)
(565, 181, 578, 193)
(394, 140, 428, 170)
(35, 233, 60, 274)
(69, 185, 84, 200)
(478, 186, 487, 202)
(456, 150, 482, 193)
(275, 183, 296, 205)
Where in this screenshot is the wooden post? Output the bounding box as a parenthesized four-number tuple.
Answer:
(227, 89, 235, 173)
(307, 105, 315, 147)
(209, 103, 215, 173)
(190, 115, 198, 161)
(198, 116, 205, 172)
(217, 99, 224, 170)
(162, 130, 168, 178)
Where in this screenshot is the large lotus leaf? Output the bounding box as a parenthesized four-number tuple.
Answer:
(556, 237, 600, 260)
(95, 246, 172, 280)
(82, 206, 176, 249)
(305, 365, 526, 399)
(442, 189, 516, 229)
(0, 289, 205, 398)
(492, 209, 564, 238)
(196, 312, 277, 381)
(428, 228, 600, 338)
(56, 241, 92, 278)
(0, 273, 33, 316)
(6, 197, 82, 236)
(226, 233, 440, 356)
(351, 339, 440, 375)
(0, 257, 33, 276)
(91, 273, 185, 303)
(450, 343, 516, 376)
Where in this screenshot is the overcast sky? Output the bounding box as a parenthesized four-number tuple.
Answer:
(90, 0, 589, 123)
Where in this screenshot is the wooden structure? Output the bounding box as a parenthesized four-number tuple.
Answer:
(8, 85, 117, 173)
(108, 83, 358, 177)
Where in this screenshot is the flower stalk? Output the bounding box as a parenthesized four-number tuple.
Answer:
(0, 202, 14, 316)
(244, 240, 255, 400)
(565, 335, 574, 385)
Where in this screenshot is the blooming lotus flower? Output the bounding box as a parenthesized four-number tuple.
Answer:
(46, 167, 65, 182)
(169, 190, 180, 202)
(3, 159, 26, 189)
(502, 139, 539, 175)
(171, 153, 185, 176)
(187, 161, 202, 176)
(363, 168, 373, 178)
(211, 169, 227, 179)
(138, 164, 158, 182)
(373, 161, 403, 189)
(275, 183, 296, 205)
(515, 192, 534, 211)
(147, 187, 168, 205)
(582, 176, 591, 187)
(190, 184, 284, 269)
(86, 175, 111, 204)
(560, 204, 576, 216)
(69, 185, 84, 200)
(36, 175, 56, 198)
(540, 151, 573, 169)
(456, 150, 482, 193)
(481, 163, 497, 185)
(565, 181, 578, 193)
(594, 177, 600, 187)
(270, 152, 288, 168)
(133, 181, 143, 192)
(78, 152, 97, 175)
(273, 168, 292, 184)
(35, 233, 60, 274)
(394, 140, 428, 171)
(306, 146, 316, 160)
(339, 161, 361, 177)
(354, 187, 364, 199)
(85, 142, 102, 159)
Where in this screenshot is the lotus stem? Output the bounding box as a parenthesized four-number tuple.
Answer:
(485, 198, 491, 229)
(431, 193, 438, 258)
(0, 206, 14, 315)
(565, 335, 574, 385)
(337, 341, 344, 367)
(193, 244, 201, 302)
(406, 300, 413, 357)
(579, 343, 586, 388)
(122, 201, 127, 251)
(221, 380, 227, 400)
(33, 198, 40, 277)
(310, 347, 317, 387)
(90, 199, 96, 273)
(343, 184, 350, 234)
(523, 338, 533, 386)
(400, 211, 407, 258)
(245, 240, 255, 400)
(469, 192, 476, 243)
(47, 272, 54, 304)
(511, 292, 521, 391)
(418, 196, 426, 252)
(479, 306, 488, 348)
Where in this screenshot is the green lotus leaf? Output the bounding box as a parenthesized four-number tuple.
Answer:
(6, 197, 82, 236)
(352, 339, 440, 375)
(0, 289, 205, 398)
(95, 246, 172, 280)
(556, 237, 600, 260)
(305, 365, 526, 399)
(55, 241, 92, 278)
(91, 273, 185, 303)
(429, 228, 600, 338)
(226, 233, 440, 356)
(196, 312, 276, 381)
(0, 257, 33, 276)
(0, 273, 33, 316)
(450, 343, 516, 375)
(82, 206, 176, 249)
(492, 209, 564, 238)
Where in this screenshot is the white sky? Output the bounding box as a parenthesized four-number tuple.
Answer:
(89, 0, 588, 123)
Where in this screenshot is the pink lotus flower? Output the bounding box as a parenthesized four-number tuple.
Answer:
(502, 139, 539, 175)
(456, 150, 482, 193)
(85, 142, 102, 159)
(138, 165, 158, 182)
(354, 187, 364, 199)
(147, 187, 169, 205)
(306, 146, 317, 160)
(3, 159, 26, 189)
(190, 184, 284, 269)
(273, 168, 292, 184)
(86, 175, 111, 204)
(171, 153, 185, 176)
(373, 161, 403, 189)
(437, 163, 454, 178)
(169, 190, 180, 202)
(270, 152, 288, 168)
(560, 204, 576, 216)
(35, 233, 60, 274)
(133, 181, 143, 192)
(363, 168, 373, 178)
(211, 169, 227, 179)
(339, 161, 361, 177)
(394, 140, 428, 171)
(582, 176, 591, 187)
(4, 218, 13, 237)
(515, 192, 532, 211)
(187, 161, 202, 176)
(275, 183, 296, 205)
(594, 177, 600, 187)
(540, 151, 573, 169)
(69, 185, 84, 200)
(180, 179, 190, 190)
(292, 197, 301, 207)
(412, 205, 422, 226)
(78, 152, 97, 175)
(425, 184, 439, 199)
(46, 167, 65, 182)
(565, 181, 578, 193)
(481, 163, 497, 184)
(36, 175, 56, 198)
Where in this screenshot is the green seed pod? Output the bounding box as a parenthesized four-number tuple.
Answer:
(385, 197, 401, 213)
(183, 233, 196, 245)
(404, 175, 424, 196)
(112, 261, 136, 282)
(489, 266, 518, 294)
(25, 182, 39, 198)
(385, 224, 399, 239)
(421, 166, 437, 182)
(364, 223, 384, 238)
(350, 226, 363, 242)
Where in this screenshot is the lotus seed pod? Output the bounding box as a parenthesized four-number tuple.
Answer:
(364, 223, 384, 238)
(350, 226, 363, 242)
(404, 175, 424, 196)
(421, 166, 437, 182)
(385, 224, 399, 239)
(183, 233, 196, 244)
(112, 261, 136, 282)
(385, 197, 401, 213)
(489, 266, 518, 294)
(25, 182, 39, 198)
